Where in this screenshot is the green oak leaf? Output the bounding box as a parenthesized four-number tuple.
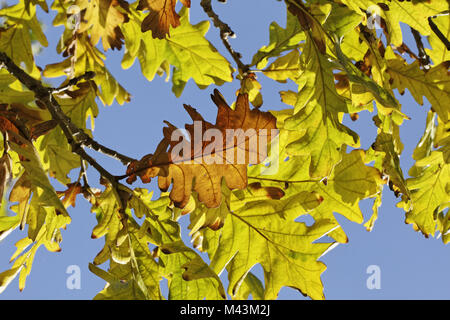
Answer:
(340, 0, 448, 46)
(278, 32, 360, 177)
(252, 9, 305, 69)
(387, 60, 450, 123)
(36, 127, 80, 184)
(232, 272, 264, 300)
(121, 7, 233, 97)
(0, 134, 71, 292)
(426, 15, 450, 66)
(398, 149, 450, 239)
(208, 206, 334, 300)
(160, 241, 226, 300)
(262, 49, 300, 83)
(0, 1, 47, 77)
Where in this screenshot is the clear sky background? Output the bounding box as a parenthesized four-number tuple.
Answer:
(0, 0, 449, 300)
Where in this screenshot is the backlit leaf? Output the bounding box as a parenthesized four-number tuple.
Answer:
(121, 7, 232, 97)
(126, 89, 277, 208)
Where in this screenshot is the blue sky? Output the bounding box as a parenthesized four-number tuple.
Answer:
(0, 0, 449, 300)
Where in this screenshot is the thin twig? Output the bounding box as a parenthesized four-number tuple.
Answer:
(72, 145, 128, 210)
(82, 138, 135, 165)
(410, 27, 431, 68)
(200, 0, 250, 75)
(394, 42, 420, 61)
(51, 71, 96, 94)
(80, 158, 89, 188)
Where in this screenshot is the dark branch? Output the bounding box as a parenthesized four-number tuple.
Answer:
(72, 144, 128, 210)
(200, 0, 250, 75)
(0, 51, 133, 207)
(0, 52, 82, 145)
(82, 139, 135, 165)
(428, 16, 450, 51)
(410, 27, 432, 68)
(0, 52, 134, 165)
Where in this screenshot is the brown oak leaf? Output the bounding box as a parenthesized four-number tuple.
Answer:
(30, 120, 58, 140)
(0, 103, 52, 142)
(57, 182, 83, 208)
(0, 116, 20, 137)
(126, 89, 278, 208)
(137, 0, 190, 39)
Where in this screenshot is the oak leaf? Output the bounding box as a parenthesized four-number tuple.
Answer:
(205, 187, 331, 300)
(0, 2, 47, 76)
(281, 35, 360, 177)
(287, 1, 328, 54)
(0, 153, 11, 201)
(126, 89, 277, 208)
(57, 182, 83, 208)
(340, 0, 449, 46)
(251, 9, 305, 69)
(387, 60, 450, 123)
(137, 0, 190, 39)
(77, 0, 130, 51)
(121, 7, 233, 96)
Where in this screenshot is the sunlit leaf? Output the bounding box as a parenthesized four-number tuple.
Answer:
(121, 7, 232, 97)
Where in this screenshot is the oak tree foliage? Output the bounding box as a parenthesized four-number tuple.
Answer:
(0, 0, 448, 299)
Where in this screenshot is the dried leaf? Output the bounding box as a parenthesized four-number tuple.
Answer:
(57, 182, 83, 208)
(126, 90, 277, 208)
(137, 0, 190, 39)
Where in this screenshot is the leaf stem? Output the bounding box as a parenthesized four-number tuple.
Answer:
(248, 176, 323, 184)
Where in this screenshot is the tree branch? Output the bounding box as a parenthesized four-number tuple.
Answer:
(79, 159, 89, 188)
(0, 51, 133, 208)
(410, 27, 431, 68)
(200, 0, 250, 75)
(0, 52, 134, 166)
(51, 71, 96, 94)
(428, 16, 450, 51)
(0, 52, 80, 143)
(73, 145, 128, 210)
(82, 139, 135, 165)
